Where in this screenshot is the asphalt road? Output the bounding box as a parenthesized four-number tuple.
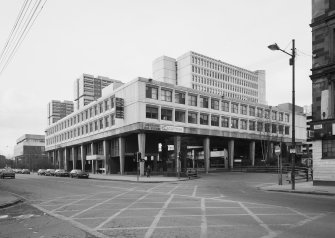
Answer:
(1, 173, 334, 238)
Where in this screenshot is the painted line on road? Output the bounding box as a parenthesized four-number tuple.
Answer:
(200, 198, 208, 238)
(146, 183, 166, 192)
(238, 202, 277, 238)
(95, 193, 150, 230)
(192, 185, 198, 197)
(144, 194, 174, 238)
(167, 184, 181, 194)
(70, 191, 131, 218)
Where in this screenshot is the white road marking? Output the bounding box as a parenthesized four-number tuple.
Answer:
(94, 193, 150, 230)
(192, 185, 198, 197)
(144, 194, 174, 238)
(167, 184, 181, 194)
(200, 198, 208, 238)
(238, 202, 277, 238)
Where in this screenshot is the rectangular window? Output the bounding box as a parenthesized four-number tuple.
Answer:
(241, 105, 247, 115)
(272, 111, 277, 120)
(200, 96, 209, 108)
(257, 108, 263, 118)
(278, 125, 283, 134)
(231, 103, 238, 114)
(85, 124, 88, 133)
(265, 123, 270, 133)
(322, 139, 335, 158)
(188, 112, 198, 124)
(89, 108, 93, 118)
(85, 110, 88, 120)
(265, 110, 270, 119)
(249, 121, 255, 131)
(161, 89, 172, 102)
(175, 110, 186, 122)
(99, 103, 103, 114)
(221, 101, 229, 112)
(285, 114, 289, 122)
(146, 86, 158, 99)
(146, 106, 158, 119)
(272, 124, 277, 133)
(105, 100, 109, 111)
(105, 116, 109, 127)
(161, 108, 172, 121)
(249, 107, 255, 116)
(231, 118, 238, 129)
(100, 119, 103, 129)
(279, 113, 283, 121)
(175, 91, 186, 104)
(89, 123, 93, 132)
(211, 99, 219, 110)
(94, 106, 98, 116)
(81, 126, 84, 135)
(221, 117, 229, 127)
(200, 113, 209, 125)
(257, 122, 263, 132)
(188, 94, 197, 106)
(241, 120, 247, 130)
(95, 121, 98, 131)
(111, 97, 115, 108)
(285, 126, 289, 135)
(111, 114, 115, 125)
(211, 115, 219, 126)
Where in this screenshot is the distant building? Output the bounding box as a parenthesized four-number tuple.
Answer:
(73, 74, 122, 111)
(47, 100, 74, 125)
(153, 51, 266, 104)
(13, 134, 49, 170)
(310, 0, 335, 185)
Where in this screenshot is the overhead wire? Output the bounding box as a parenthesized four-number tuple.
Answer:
(0, 0, 48, 76)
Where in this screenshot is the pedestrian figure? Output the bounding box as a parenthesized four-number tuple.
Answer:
(146, 165, 151, 177)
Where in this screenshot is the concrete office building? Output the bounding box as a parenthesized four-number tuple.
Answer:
(73, 74, 123, 111)
(45, 76, 306, 175)
(47, 100, 74, 125)
(310, 0, 335, 185)
(14, 134, 48, 171)
(153, 51, 266, 104)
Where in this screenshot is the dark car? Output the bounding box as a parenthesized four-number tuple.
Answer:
(21, 169, 30, 174)
(55, 169, 69, 177)
(37, 169, 46, 175)
(45, 169, 56, 176)
(0, 168, 15, 179)
(70, 169, 89, 179)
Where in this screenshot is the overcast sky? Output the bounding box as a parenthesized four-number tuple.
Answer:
(0, 0, 312, 156)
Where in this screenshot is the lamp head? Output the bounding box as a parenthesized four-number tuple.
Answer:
(268, 43, 280, 51)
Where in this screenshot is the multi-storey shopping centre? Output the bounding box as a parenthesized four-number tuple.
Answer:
(45, 75, 306, 175)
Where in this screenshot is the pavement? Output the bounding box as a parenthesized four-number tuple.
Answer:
(1, 174, 335, 210)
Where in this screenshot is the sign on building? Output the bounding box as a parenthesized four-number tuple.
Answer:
(115, 98, 124, 119)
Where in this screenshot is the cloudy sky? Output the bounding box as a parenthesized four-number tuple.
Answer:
(0, 0, 312, 156)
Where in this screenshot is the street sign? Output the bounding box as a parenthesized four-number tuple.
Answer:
(290, 148, 296, 154)
(275, 146, 281, 155)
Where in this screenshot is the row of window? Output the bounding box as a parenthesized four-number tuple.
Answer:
(47, 96, 117, 136)
(192, 75, 258, 97)
(192, 66, 258, 90)
(146, 106, 290, 134)
(191, 84, 258, 103)
(146, 85, 289, 121)
(191, 54, 258, 82)
(46, 114, 116, 145)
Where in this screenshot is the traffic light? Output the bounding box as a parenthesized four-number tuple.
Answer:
(137, 152, 142, 162)
(178, 151, 182, 160)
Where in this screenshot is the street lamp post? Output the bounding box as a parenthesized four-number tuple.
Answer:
(268, 39, 296, 190)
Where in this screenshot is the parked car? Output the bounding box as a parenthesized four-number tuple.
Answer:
(70, 169, 89, 179)
(0, 168, 15, 179)
(37, 169, 46, 175)
(21, 169, 30, 174)
(55, 169, 69, 177)
(45, 169, 56, 176)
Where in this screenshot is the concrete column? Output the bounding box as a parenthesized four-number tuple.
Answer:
(174, 135, 181, 174)
(119, 137, 126, 175)
(268, 142, 274, 160)
(203, 137, 210, 173)
(103, 140, 110, 174)
(72, 147, 77, 170)
(249, 141, 255, 166)
(57, 149, 61, 169)
(64, 148, 69, 171)
(53, 151, 56, 168)
(228, 140, 235, 169)
(80, 145, 86, 171)
(91, 143, 94, 174)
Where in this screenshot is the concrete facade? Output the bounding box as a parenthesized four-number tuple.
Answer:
(45, 77, 306, 175)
